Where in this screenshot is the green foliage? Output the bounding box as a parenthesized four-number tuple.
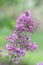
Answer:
(0, 0, 20, 7)
(0, 17, 16, 29)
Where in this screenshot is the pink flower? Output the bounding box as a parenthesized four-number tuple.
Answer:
(0, 49, 2, 57)
(37, 62, 43, 65)
(5, 10, 38, 64)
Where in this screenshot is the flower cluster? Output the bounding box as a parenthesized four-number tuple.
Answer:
(16, 10, 34, 33)
(0, 49, 2, 57)
(6, 10, 38, 64)
(37, 62, 43, 65)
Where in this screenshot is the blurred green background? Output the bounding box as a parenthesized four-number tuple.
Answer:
(0, 0, 43, 65)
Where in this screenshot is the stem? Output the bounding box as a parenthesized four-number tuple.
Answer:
(9, 60, 13, 65)
(9, 55, 13, 65)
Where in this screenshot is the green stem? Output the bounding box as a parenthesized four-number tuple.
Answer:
(9, 60, 13, 65)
